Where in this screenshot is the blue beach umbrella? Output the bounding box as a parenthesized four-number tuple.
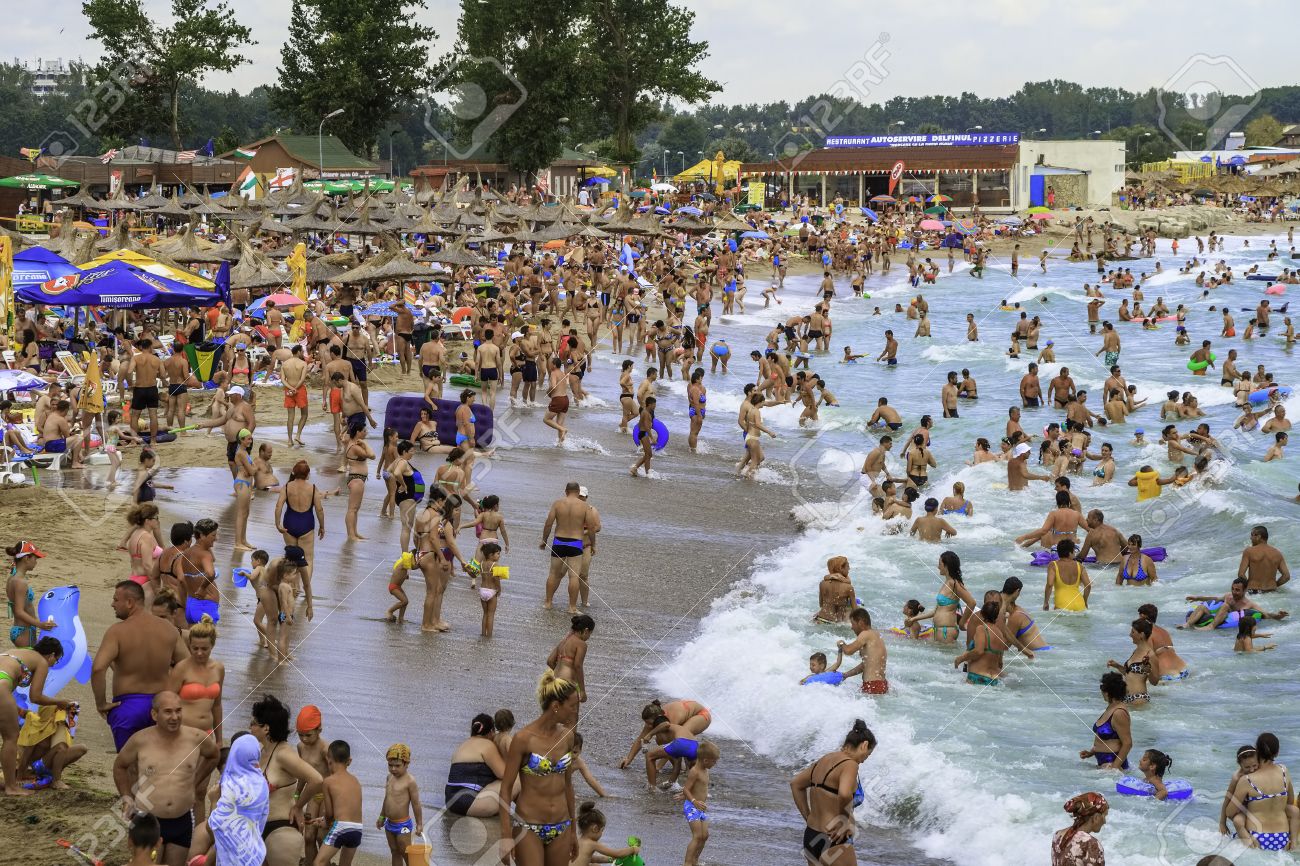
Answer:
(16, 260, 220, 308)
(13, 248, 79, 290)
(0, 369, 48, 392)
(860, 207, 879, 221)
(676, 206, 703, 215)
(740, 230, 769, 239)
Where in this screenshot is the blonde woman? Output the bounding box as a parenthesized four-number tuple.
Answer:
(169, 615, 224, 820)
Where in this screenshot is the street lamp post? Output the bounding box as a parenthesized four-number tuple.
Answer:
(965, 125, 983, 133)
(318, 107, 344, 182)
(677, 150, 685, 173)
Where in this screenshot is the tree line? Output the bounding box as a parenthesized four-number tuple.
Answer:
(3, 0, 1297, 180)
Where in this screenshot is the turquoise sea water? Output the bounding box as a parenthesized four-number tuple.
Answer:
(636, 234, 1300, 865)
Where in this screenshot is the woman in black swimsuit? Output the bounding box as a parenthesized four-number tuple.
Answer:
(791, 719, 876, 865)
(342, 423, 374, 542)
(274, 460, 324, 568)
(250, 695, 323, 866)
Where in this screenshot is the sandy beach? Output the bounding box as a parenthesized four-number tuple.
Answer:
(0, 369, 945, 866)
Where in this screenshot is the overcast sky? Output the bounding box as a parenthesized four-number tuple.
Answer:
(7, 0, 1286, 110)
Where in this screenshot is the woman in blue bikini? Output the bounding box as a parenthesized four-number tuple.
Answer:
(6, 541, 54, 649)
(1080, 672, 1132, 771)
(904, 551, 974, 644)
(1228, 732, 1297, 851)
(498, 671, 580, 866)
(1001, 577, 1051, 656)
(1115, 535, 1159, 586)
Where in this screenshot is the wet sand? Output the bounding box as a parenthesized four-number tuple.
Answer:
(0, 383, 942, 866)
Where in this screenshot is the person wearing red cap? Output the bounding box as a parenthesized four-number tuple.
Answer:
(295, 705, 328, 865)
(6, 541, 55, 648)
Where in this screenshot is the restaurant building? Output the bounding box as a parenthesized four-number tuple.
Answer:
(410, 147, 607, 199)
(739, 133, 1123, 211)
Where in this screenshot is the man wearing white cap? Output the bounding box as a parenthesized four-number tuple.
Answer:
(576, 486, 602, 608)
(198, 386, 257, 477)
(1007, 441, 1051, 492)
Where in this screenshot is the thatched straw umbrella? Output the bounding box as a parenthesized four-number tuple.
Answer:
(424, 238, 489, 268)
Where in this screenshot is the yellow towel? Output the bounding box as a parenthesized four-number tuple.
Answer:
(18, 705, 72, 748)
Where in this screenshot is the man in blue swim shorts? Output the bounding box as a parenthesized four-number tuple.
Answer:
(540, 482, 599, 612)
(93, 581, 187, 751)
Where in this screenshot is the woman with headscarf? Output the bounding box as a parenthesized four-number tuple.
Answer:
(209, 733, 269, 866)
(1051, 792, 1108, 866)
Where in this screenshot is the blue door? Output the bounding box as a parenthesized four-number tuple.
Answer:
(1029, 175, 1045, 207)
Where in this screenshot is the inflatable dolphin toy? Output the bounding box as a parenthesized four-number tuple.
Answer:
(15, 585, 91, 715)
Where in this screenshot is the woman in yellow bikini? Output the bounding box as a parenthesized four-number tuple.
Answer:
(1044, 538, 1091, 611)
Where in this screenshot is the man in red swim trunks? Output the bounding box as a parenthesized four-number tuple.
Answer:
(838, 607, 889, 694)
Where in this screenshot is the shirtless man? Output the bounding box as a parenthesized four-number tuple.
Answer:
(941, 371, 960, 419)
(837, 607, 888, 695)
(113, 692, 218, 866)
(1137, 604, 1189, 681)
(38, 399, 83, 467)
(1015, 490, 1087, 548)
(1183, 577, 1288, 630)
(419, 331, 446, 400)
(1008, 442, 1050, 491)
(281, 346, 309, 446)
(163, 350, 192, 432)
(876, 330, 899, 366)
(860, 437, 900, 491)
(1006, 406, 1030, 441)
(1261, 406, 1291, 434)
(1048, 367, 1076, 409)
(1078, 510, 1127, 566)
(867, 397, 902, 431)
(92, 581, 189, 752)
(343, 321, 374, 404)
(543, 356, 571, 444)
(1020, 363, 1043, 408)
(1238, 525, 1290, 592)
(197, 386, 257, 477)
(910, 499, 956, 542)
(475, 331, 503, 411)
(123, 339, 165, 443)
(540, 482, 596, 613)
(394, 302, 416, 375)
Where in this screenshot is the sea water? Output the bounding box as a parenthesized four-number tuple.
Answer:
(632, 235, 1300, 865)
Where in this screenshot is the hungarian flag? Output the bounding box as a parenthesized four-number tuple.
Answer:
(233, 147, 257, 160)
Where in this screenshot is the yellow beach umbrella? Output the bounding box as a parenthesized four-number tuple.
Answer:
(79, 249, 216, 290)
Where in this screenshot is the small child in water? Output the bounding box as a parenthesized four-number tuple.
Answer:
(1137, 748, 1174, 801)
(125, 814, 161, 866)
(897, 599, 932, 639)
(377, 743, 423, 866)
(800, 649, 845, 685)
(1234, 616, 1277, 653)
(572, 801, 640, 866)
(1131, 429, 1147, 446)
(316, 739, 365, 866)
(678, 741, 720, 866)
(571, 731, 607, 797)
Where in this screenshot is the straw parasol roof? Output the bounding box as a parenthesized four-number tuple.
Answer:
(263, 243, 321, 260)
(57, 189, 104, 210)
(307, 251, 358, 284)
(151, 219, 222, 264)
(37, 215, 86, 255)
(336, 249, 438, 284)
(0, 223, 35, 251)
(148, 196, 193, 221)
(424, 237, 489, 268)
(670, 216, 712, 233)
(230, 245, 292, 291)
(712, 210, 752, 232)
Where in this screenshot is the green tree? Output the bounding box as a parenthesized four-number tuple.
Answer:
(582, 0, 720, 163)
(441, 0, 583, 180)
(82, 0, 254, 148)
(276, 0, 436, 159)
(1245, 113, 1285, 148)
(703, 136, 756, 163)
(657, 115, 707, 160)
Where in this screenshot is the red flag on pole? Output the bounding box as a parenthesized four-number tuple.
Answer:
(887, 161, 906, 197)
